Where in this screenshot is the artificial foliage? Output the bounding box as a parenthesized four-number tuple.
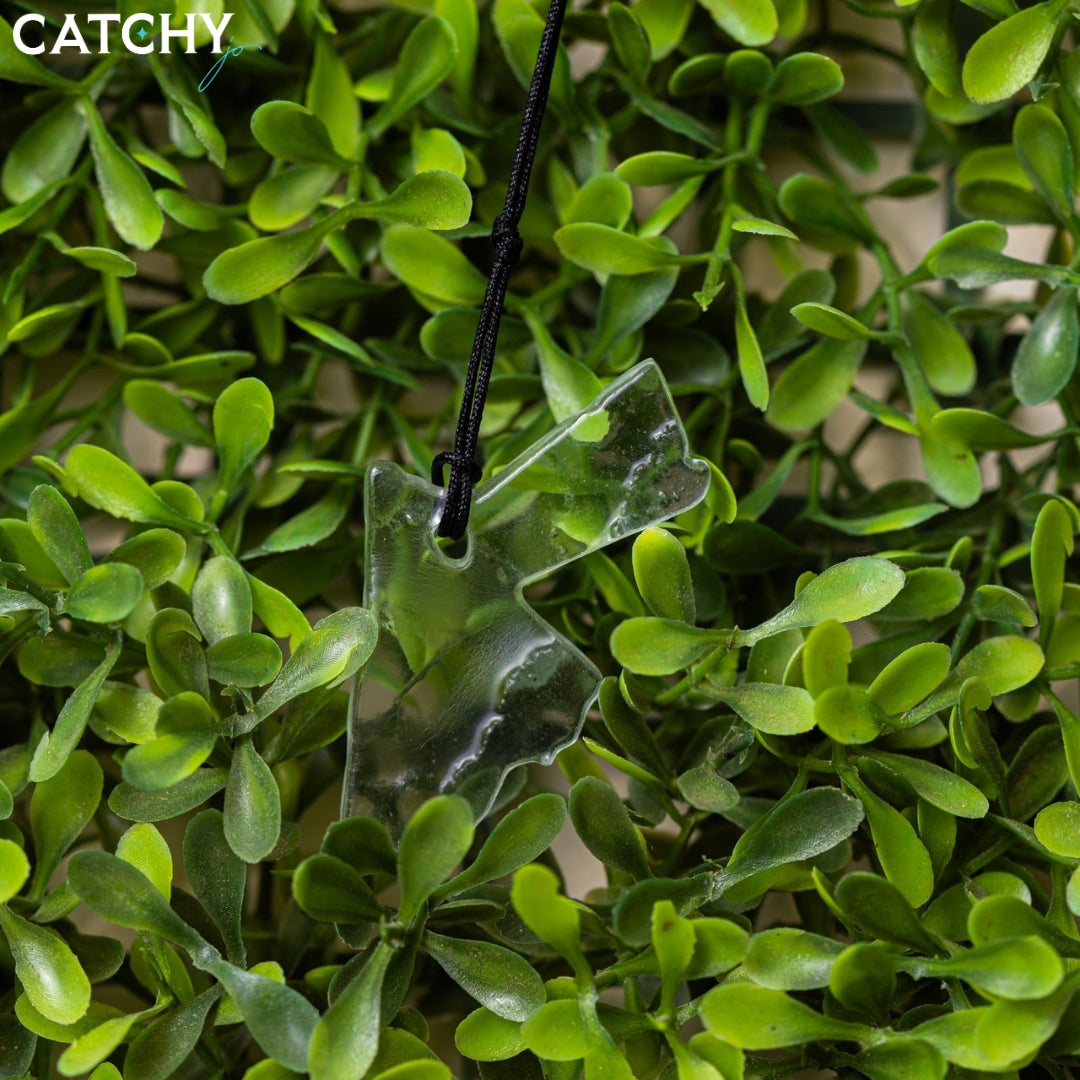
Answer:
(0, 0, 1079, 1077)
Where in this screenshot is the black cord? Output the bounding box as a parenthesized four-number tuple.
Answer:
(431, 0, 568, 540)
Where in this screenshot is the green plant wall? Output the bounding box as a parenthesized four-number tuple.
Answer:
(0, 0, 1079, 1077)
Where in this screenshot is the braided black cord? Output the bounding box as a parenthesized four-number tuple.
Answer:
(431, 0, 569, 540)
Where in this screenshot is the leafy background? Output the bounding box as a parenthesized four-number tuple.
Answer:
(0, 0, 1079, 1078)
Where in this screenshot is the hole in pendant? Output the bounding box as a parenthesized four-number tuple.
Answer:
(434, 532, 470, 563)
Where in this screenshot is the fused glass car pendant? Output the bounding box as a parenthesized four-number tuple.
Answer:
(343, 360, 709, 833)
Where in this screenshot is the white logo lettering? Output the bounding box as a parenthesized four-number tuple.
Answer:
(85, 13, 121, 53)
(12, 13, 46, 54)
(12, 12, 236, 55)
(120, 14, 156, 54)
(53, 13, 90, 52)
(201, 12, 233, 54)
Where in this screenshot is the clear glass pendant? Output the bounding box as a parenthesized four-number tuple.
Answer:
(344, 360, 709, 833)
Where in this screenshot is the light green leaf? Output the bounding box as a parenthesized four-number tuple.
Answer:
(81, 100, 163, 250)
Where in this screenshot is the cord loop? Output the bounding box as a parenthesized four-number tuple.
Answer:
(432, 0, 567, 541)
(431, 451, 482, 488)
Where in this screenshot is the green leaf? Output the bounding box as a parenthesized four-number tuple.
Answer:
(147, 609, 210, 700)
(610, 618, 720, 675)
(902, 290, 976, 397)
(398, 795, 474, 924)
(306, 30, 359, 158)
(931, 408, 1054, 451)
(910, 636, 1045, 722)
(862, 749, 988, 818)
(511, 863, 582, 965)
(371, 1062, 450, 1080)
(81, 100, 163, 250)
(293, 853, 383, 923)
(632, 527, 695, 622)
(413, 127, 467, 178)
(767, 338, 865, 431)
(193, 557, 254, 645)
(123, 381, 214, 447)
(791, 302, 876, 340)
(733, 267, 768, 408)
(27, 484, 91, 585)
(369, 17, 458, 138)
(840, 764, 934, 907)
(829, 942, 897, 1019)
(651, 900, 696, 1014)
(214, 378, 274, 499)
(2, 98, 84, 203)
(63, 563, 144, 623)
(834, 872, 940, 952)
(701, 985, 870, 1049)
(224, 736, 281, 863)
(116, 822, 172, 901)
(65, 445, 204, 532)
(918, 935, 1065, 1000)
(913, 0, 961, 95)
(122, 692, 216, 791)
(520, 999, 585, 1061)
(853, 1039, 946, 1080)
(565, 173, 634, 229)
(735, 557, 905, 647)
(1012, 287, 1079, 405)
(184, 811, 247, 965)
(203, 955, 319, 1072)
(61, 245, 137, 276)
(455, 1007, 526, 1062)
(424, 932, 545, 1021)
(876, 567, 965, 622)
(528, 315, 603, 423)
(713, 683, 816, 736)
(616, 151, 717, 186)
(956, 178, 1058, 226)
(434, 792, 566, 898)
(698, 0, 777, 46)
(815, 686, 887, 745)
(251, 101, 351, 168)
(366, 171, 473, 230)
(0, 906, 91, 1025)
(207, 635, 284, 688)
(0, 837, 29, 903)
(973, 584, 1038, 626)
(570, 776, 650, 880)
(0, 518, 66, 589)
(723, 787, 865, 891)
(766, 53, 843, 104)
(1034, 801, 1080, 857)
(251, 607, 377, 725)
(1014, 104, 1075, 224)
(381, 224, 487, 305)
(636, 0, 694, 59)
(928, 246, 1070, 289)
(203, 216, 342, 304)
(962, 2, 1059, 105)
(778, 174, 877, 248)
(677, 766, 739, 813)
(109, 768, 229, 823)
(555, 224, 697, 276)
(121, 986, 220, 1080)
(731, 216, 798, 239)
(29, 645, 119, 783)
(307, 942, 392, 1080)
(29, 750, 103, 901)
(742, 927, 846, 990)
(609, 3, 652, 81)
(1032, 498, 1074, 643)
